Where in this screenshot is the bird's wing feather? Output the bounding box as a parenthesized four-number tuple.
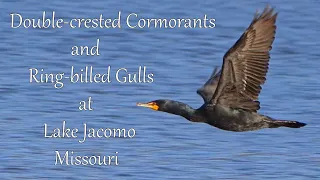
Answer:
(197, 67, 221, 103)
(210, 5, 277, 111)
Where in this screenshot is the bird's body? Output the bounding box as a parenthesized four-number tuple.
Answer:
(197, 104, 271, 132)
(137, 6, 306, 132)
(147, 100, 305, 132)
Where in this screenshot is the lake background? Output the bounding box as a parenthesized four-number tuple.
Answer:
(1, 0, 320, 179)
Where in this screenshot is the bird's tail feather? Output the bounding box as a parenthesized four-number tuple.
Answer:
(268, 119, 306, 128)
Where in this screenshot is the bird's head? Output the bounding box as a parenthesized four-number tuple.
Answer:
(137, 99, 195, 120)
(136, 100, 168, 112)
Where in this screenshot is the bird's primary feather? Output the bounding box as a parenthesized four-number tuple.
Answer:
(210, 5, 277, 111)
(197, 67, 221, 103)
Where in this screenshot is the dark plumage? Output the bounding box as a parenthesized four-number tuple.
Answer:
(137, 6, 306, 132)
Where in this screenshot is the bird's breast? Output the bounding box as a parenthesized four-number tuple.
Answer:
(204, 105, 255, 131)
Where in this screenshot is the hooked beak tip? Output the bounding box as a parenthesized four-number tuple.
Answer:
(136, 102, 144, 106)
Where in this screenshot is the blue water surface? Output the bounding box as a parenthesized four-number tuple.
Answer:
(1, 0, 320, 179)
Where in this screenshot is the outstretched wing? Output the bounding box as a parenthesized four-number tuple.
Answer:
(197, 67, 221, 103)
(210, 6, 277, 111)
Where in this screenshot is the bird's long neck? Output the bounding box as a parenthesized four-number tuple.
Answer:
(163, 100, 196, 120)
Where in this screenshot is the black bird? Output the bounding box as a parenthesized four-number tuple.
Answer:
(137, 6, 306, 132)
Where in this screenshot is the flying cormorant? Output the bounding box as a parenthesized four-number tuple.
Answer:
(137, 6, 306, 132)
